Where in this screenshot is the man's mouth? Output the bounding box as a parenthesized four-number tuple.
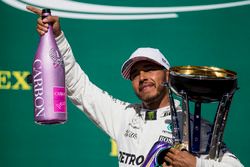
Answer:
(139, 82, 155, 92)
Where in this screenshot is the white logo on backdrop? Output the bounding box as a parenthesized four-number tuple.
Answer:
(2, 0, 250, 20)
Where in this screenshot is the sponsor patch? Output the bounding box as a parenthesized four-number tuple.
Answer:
(166, 123, 173, 133)
(124, 129, 138, 140)
(158, 135, 173, 145)
(145, 111, 157, 120)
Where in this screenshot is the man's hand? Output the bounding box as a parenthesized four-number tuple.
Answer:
(162, 148, 196, 167)
(26, 6, 62, 37)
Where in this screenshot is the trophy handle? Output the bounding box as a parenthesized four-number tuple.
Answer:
(166, 83, 191, 150)
(180, 90, 191, 152)
(165, 82, 181, 145)
(208, 93, 234, 159)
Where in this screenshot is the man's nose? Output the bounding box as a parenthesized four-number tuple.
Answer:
(139, 70, 147, 81)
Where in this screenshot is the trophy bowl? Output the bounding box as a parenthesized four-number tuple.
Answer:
(169, 66, 238, 102)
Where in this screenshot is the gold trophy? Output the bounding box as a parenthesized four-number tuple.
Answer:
(167, 65, 238, 159)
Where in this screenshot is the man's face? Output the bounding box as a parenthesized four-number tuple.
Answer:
(130, 61, 168, 103)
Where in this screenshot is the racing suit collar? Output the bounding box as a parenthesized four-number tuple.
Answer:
(142, 106, 169, 120)
(140, 100, 180, 120)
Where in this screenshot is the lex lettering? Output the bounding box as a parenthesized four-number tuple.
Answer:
(0, 70, 31, 90)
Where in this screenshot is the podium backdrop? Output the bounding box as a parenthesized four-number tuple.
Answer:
(1, 0, 250, 166)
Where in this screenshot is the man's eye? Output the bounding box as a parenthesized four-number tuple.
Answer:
(130, 71, 139, 80)
(130, 66, 163, 80)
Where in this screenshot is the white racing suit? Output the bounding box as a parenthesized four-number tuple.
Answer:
(56, 32, 244, 167)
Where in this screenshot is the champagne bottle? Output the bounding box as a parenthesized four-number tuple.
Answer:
(32, 9, 67, 124)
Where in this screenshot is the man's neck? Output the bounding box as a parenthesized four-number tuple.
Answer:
(142, 94, 169, 110)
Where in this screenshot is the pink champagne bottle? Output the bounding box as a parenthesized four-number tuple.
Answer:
(32, 9, 67, 124)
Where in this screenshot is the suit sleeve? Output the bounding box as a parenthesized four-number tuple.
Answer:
(196, 152, 244, 167)
(55, 32, 127, 141)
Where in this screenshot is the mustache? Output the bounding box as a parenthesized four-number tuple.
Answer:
(139, 81, 168, 87)
(139, 81, 155, 90)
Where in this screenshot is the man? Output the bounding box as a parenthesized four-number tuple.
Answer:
(27, 6, 243, 167)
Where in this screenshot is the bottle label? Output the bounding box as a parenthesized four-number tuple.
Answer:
(49, 48, 64, 67)
(33, 59, 45, 117)
(53, 87, 66, 112)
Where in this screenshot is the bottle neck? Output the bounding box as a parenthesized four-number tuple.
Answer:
(40, 12, 55, 41)
(42, 12, 50, 19)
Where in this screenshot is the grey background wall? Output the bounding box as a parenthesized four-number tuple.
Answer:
(0, 0, 249, 166)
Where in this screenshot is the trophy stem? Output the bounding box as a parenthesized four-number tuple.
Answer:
(192, 102, 201, 153)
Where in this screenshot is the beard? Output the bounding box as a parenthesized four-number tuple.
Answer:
(136, 83, 167, 104)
